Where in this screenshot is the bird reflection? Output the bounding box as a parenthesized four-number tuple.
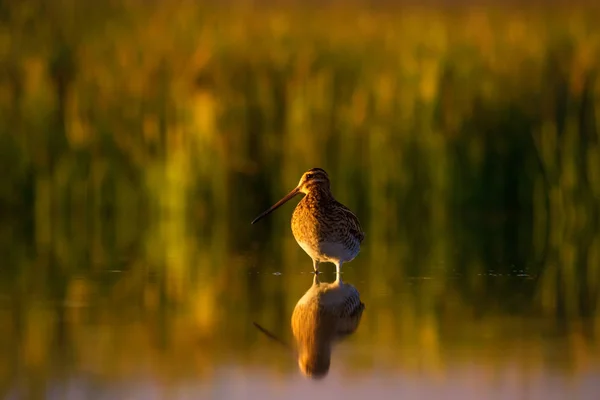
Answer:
(254, 272, 365, 379)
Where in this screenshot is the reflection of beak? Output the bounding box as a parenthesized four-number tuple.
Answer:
(251, 187, 301, 224)
(253, 322, 295, 354)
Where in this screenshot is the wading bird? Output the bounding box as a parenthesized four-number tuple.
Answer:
(251, 168, 365, 275)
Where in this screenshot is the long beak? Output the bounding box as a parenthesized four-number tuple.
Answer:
(251, 187, 301, 224)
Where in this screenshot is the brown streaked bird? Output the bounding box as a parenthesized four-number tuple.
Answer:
(251, 168, 365, 275)
(253, 272, 365, 380)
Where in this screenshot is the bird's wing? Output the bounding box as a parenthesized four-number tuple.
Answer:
(335, 202, 365, 243)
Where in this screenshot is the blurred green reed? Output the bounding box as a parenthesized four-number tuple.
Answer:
(0, 0, 600, 386)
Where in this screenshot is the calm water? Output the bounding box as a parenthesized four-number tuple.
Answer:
(1, 210, 598, 400)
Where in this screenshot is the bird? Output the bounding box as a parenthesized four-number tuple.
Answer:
(253, 272, 365, 379)
(251, 168, 365, 275)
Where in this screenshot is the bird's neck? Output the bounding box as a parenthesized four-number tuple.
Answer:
(305, 186, 334, 202)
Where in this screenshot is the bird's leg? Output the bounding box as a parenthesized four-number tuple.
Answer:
(312, 259, 320, 274)
(335, 262, 343, 283)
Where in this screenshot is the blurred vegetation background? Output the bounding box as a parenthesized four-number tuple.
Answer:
(1, 0, 600, 396)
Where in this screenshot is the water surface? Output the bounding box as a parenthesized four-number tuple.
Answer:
(1, 213, 598, 400)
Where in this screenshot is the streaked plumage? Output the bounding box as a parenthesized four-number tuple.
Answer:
(252, 168, 365, 274)
(292, 274, 365, 378)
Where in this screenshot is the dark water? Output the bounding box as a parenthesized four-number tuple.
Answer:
(0, 209, 598, 400)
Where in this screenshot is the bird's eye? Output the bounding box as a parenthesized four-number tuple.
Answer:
(306, 173, 313, 180)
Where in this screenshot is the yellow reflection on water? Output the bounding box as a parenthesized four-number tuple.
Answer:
(254, 273, 365, 380)
(1, 212, 599, 399)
